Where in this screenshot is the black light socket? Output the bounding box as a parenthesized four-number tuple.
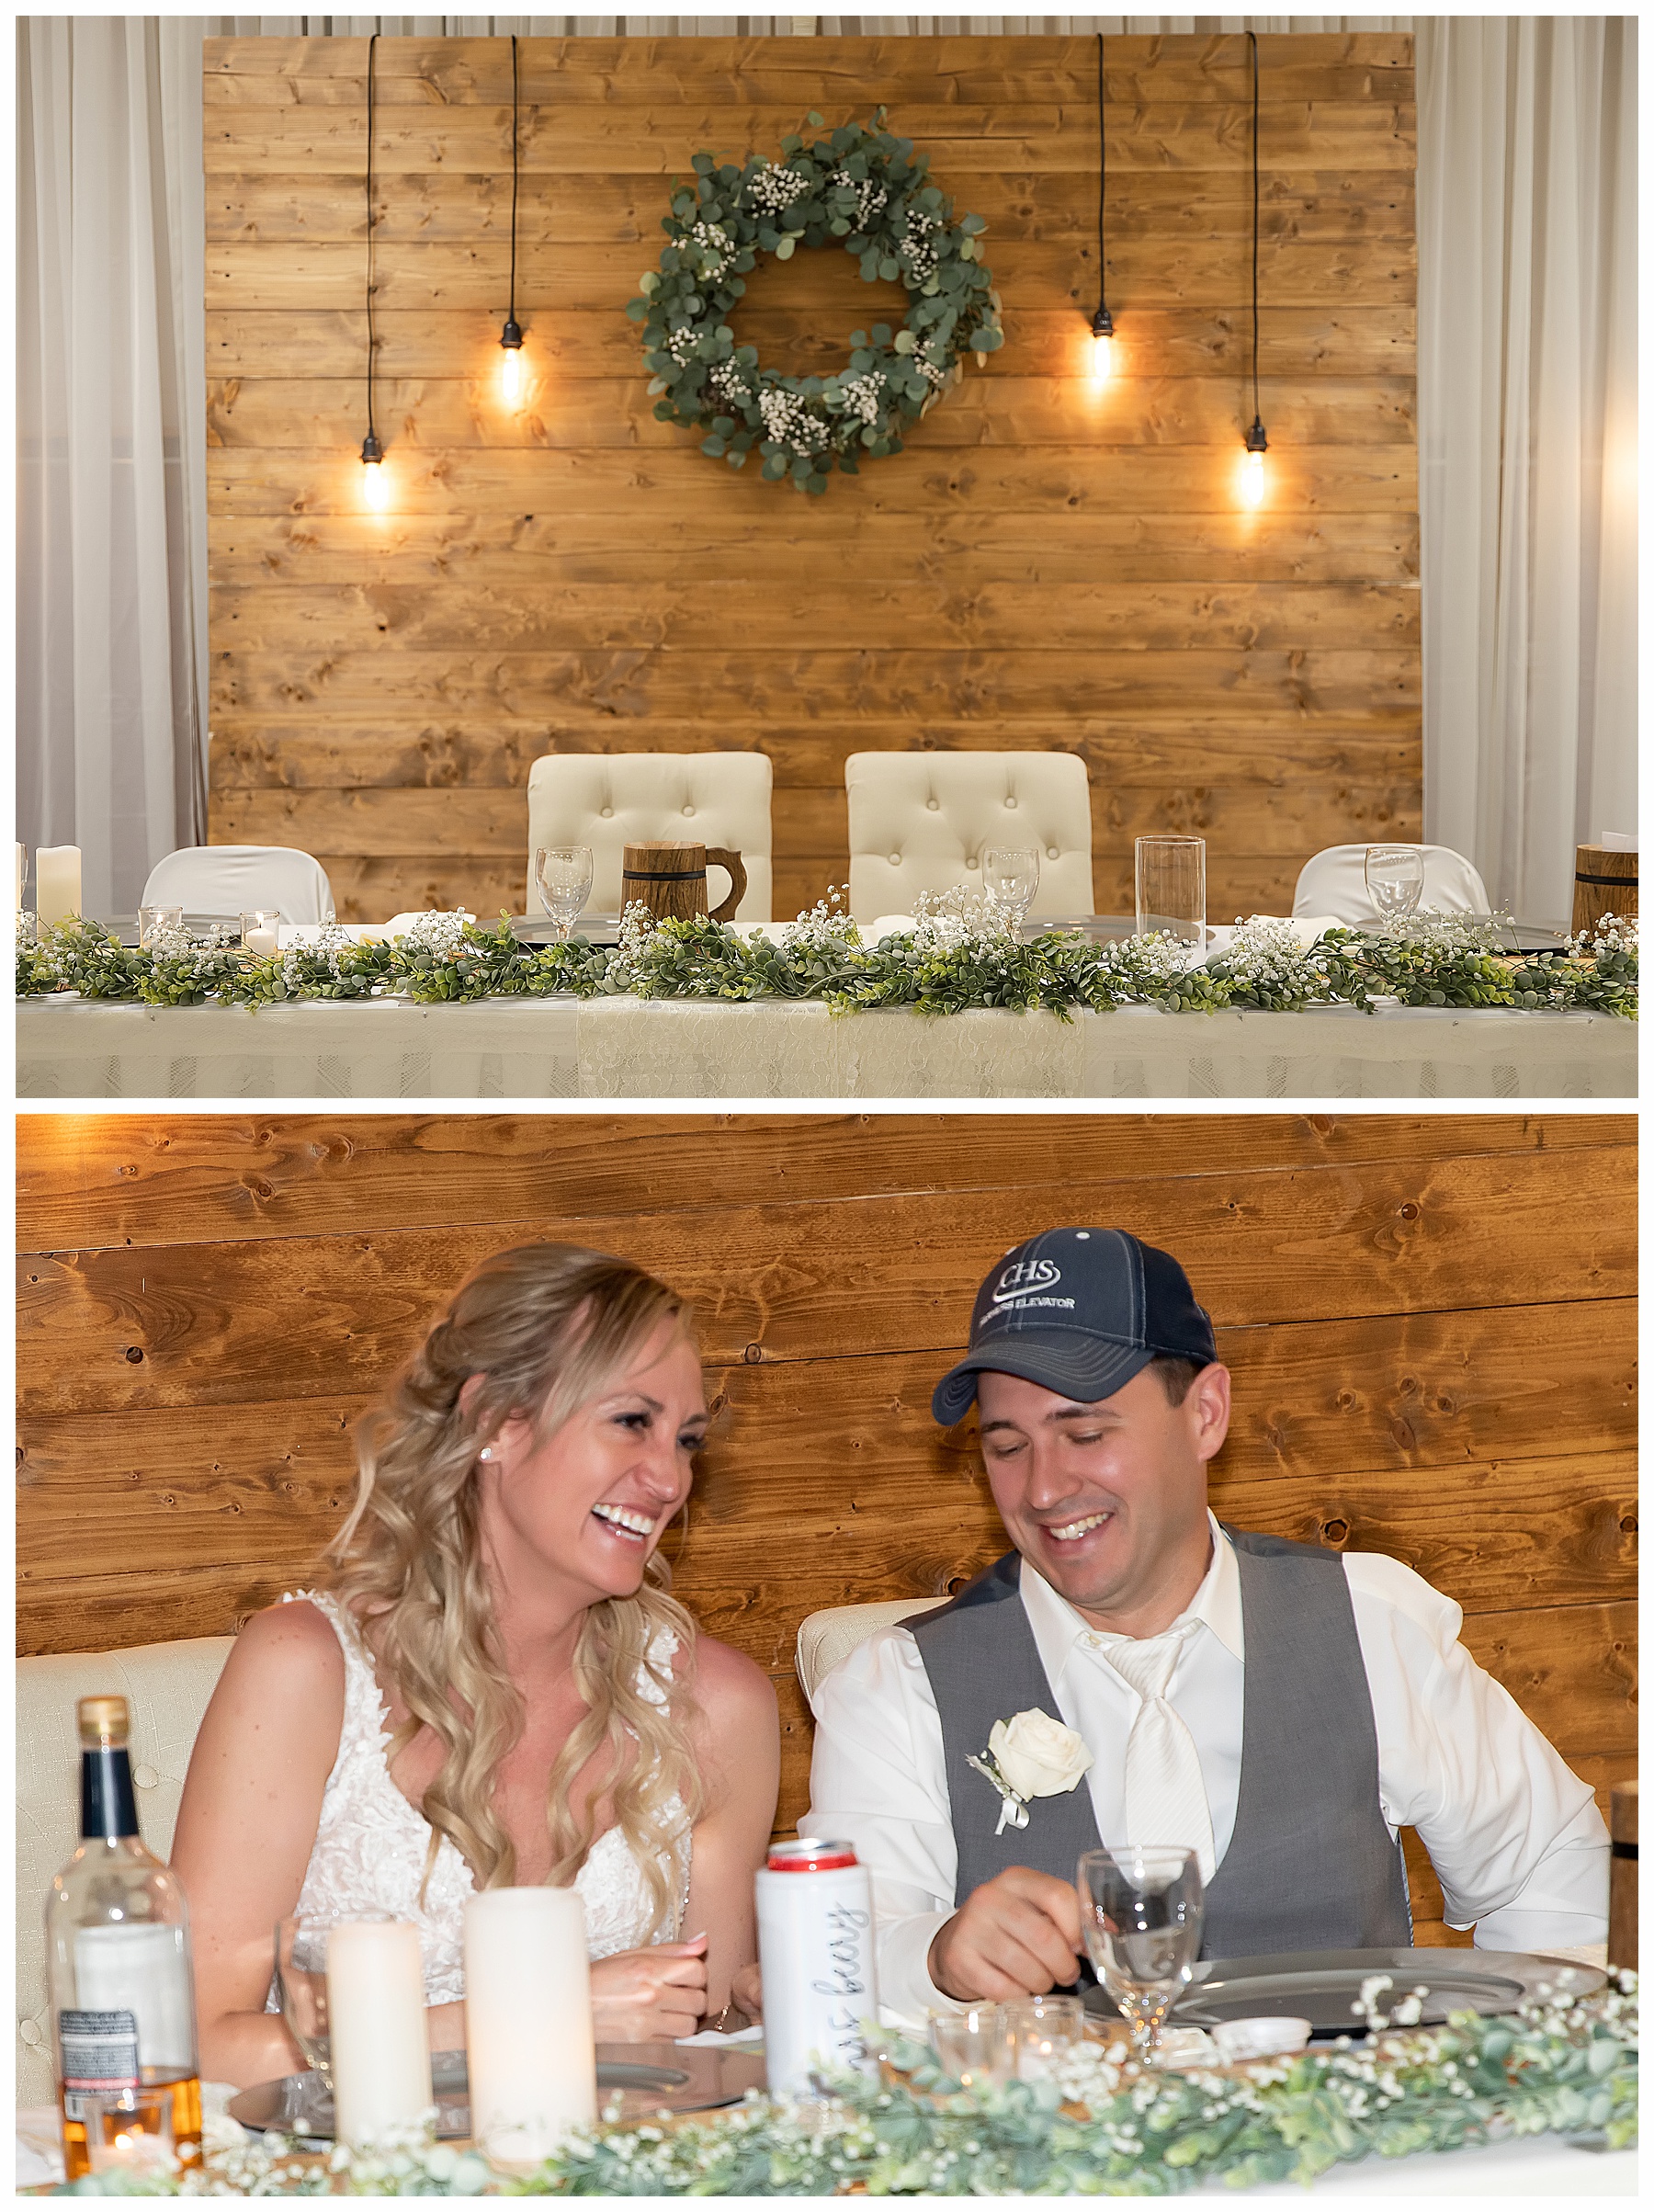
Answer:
(501, 318, 524, 350)
(360, 431, 384, 464)
(1244, 417, 1269, 455)
(1090, 303, 1115, 340)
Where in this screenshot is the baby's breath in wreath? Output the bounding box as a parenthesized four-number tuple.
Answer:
(627, 108, 1003, 493)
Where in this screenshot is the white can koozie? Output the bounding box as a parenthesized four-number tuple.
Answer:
(755, 1839, 878, 2097)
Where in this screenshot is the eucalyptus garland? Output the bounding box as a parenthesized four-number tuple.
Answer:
(627, 109, 1003, 493)
(53, 1972, 1637, 2196)
(15, 906, 1638, 1021)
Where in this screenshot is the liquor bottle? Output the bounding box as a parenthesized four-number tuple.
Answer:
(46, 1696, 203, 2181)
(754, 1837, 878, 2097)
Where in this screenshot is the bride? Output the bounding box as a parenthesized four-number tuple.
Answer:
(171, 1243, 780, 2086)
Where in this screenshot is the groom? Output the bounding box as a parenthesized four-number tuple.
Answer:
(806, 1228, 1610, 2021)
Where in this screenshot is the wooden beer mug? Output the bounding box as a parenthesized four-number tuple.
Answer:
(621, 841, 746, 924)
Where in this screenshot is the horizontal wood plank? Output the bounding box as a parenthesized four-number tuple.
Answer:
(208, 170, 1416, 249)
(208, 578, 1420, 655)
(206, 304, 1418, 384)
(205, 444, 1422, 517)
(20, 1112, 1621, 1252)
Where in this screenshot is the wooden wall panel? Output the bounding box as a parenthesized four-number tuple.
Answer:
(204, 32, 1420, 922)
(17, 1113, 1633, 1949)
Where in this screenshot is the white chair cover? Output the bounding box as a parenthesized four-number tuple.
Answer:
(140, 845, 335, 924)
(844, 752, 1093, 923)
(525, 754, 773, 923)
(795, 1598, 938, 1710)
(1292, 844, 1491, 925)
(16, 1636, 236, 2104)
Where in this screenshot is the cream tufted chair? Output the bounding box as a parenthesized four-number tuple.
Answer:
(17, 1637, 235, 2103)
(844, 753, 1094, 925)
(1293, 844, 1490, 925)
(795, 1599, 945, 1713)
(526, 754, 773, 923)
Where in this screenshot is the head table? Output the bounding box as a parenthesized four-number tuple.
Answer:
(15, 992, 1636, 1102)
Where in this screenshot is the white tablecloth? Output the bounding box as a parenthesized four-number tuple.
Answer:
(16, 995, 1636, 1100)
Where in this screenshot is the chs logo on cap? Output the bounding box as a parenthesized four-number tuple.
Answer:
(991, 1257, 1062, 1305)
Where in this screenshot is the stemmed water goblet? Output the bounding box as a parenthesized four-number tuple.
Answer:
(982, 846, 1040, 935)
(1076, 1845, 1204, 2063)
(535, 845, 595, 942)
(1364, 845, 1424, 925)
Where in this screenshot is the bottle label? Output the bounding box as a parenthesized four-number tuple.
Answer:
(60, 2008, 141, 2115)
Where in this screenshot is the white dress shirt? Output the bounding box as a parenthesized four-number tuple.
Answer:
(807, 1515, 1610, 2024)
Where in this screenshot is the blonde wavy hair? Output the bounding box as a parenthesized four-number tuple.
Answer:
(325, 1242, 704, 1935)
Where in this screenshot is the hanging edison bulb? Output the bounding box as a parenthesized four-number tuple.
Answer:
(1089, 304, 1115, 386)
(500, 317, 525, 408)
(1240, 419, 1268, 509)
(361, 431, 389, 511)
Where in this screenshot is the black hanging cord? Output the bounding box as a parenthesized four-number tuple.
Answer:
(502, 35, 524, 352)
(1245, 28, 1267, 454)
(1090, 31, 1112, 341)
(361, 31, 382, 462)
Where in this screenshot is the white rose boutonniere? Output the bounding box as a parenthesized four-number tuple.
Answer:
(967, 1709, 1094, 1835)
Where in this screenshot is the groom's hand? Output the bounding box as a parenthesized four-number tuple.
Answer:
(926, 1867, 1083, 2002)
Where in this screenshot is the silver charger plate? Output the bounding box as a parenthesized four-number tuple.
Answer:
(1083, 1946, 1603, 2039)
(227, 2041, 765, 2143)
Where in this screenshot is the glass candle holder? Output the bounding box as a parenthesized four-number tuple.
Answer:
(137, 904, 184, 951)
(1002, 1992, 1086, 2082)
(239, 911, 281, 959)
(928, 2004, 1009, 2092)
(1134, 836, 1207, 946)
(83, 2090, 175, 2179)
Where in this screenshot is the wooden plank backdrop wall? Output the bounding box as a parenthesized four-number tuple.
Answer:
(204, 32, 1421, 923)
(17, 1112, 1633, 1947)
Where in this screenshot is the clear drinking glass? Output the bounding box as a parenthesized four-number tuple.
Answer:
(1001, 1992, 1086, 2082)
(238, 910, 281, 956)
(82, 2089, 176, 2179)
(276, 1910, 393, 2088)
(535, 845, 595, 941)
(1134, 836, 1206, 946)
(1077, 1846, 1205, 2062)
(137, 904, 184, 950)
(928, 2005, 1009, 2091)
(1364, 844, 1424, 925)
(982, 846, 1040, 934)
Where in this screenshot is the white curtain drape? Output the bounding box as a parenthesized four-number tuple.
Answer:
(17, 18, 210, 917)
(15, 17, 1637, 925)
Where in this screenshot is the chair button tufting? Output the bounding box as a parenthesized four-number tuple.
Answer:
(889, 853, 901, 867)
(1004, 796, 1018, 809)
(19, 2019, 42, 2046)
(133, 1764, 160, 1790)
(682, 804, 696, 817)
(926, 798, 939, 811)
(599, 806, 613, 819)
(967, 856, 980, 868)
(1047, 846, 1059, 859)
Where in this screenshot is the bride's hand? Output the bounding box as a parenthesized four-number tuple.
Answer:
(589, 1934, 708, 2042)
(730, 1959, 763, 2022)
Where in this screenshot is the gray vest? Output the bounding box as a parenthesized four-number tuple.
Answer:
(904, 1526, 1411, 1958)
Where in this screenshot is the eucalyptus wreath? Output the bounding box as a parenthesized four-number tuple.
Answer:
(627, 109, 1003, 493)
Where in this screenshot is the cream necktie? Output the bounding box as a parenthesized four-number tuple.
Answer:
(1093, 1624, 1217, 1885)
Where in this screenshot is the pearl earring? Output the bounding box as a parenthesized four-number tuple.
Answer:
(478, 1446, 493, 1462)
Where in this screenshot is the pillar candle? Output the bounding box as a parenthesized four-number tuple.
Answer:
(16, 844, 24, 911)
(325, 1921, 432, 2147)
(36, 845, 82, 925)
(245, 925, 279, 959)
(465, 1889, 595, 2166)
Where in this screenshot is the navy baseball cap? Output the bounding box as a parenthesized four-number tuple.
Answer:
(932, 1228, 1218, 1425)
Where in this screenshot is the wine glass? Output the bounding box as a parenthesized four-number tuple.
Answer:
(1364, 845, 1424, 925)
(1077, 1846, 1204, 2063)
(276, 1909, 393, 2090)
(982, 846, 1040, 934)
(535, 845, 595, 942)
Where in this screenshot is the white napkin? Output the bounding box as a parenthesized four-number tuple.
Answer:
(675, 2023, 765, 2047)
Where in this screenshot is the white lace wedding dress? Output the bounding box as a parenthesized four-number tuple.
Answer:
(272, 1591, 691, 2006)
